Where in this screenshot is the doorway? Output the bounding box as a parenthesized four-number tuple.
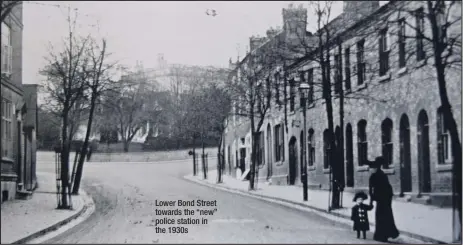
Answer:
(335, 126, 345, 187)
(239, 148, 246, 175)
(266, 124, 273, 179)
(417, 110, 431, 194)
(400, 114, 412, 194)
(345, 124, 354, 187)
(288, 137, 298, 185)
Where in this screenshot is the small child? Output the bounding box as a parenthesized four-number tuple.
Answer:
(351, 191, 374, 239)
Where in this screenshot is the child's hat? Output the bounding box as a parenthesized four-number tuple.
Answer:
(353, 191, 368, 202)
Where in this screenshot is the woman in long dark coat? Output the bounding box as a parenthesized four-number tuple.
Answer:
(368, 156, 400, 242)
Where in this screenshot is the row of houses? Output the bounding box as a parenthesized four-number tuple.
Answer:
(223, 1, 461, 207)
(1, 2, 39, 203)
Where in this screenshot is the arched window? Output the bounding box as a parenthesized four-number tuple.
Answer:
(381, 118, 393, 168)
(323, 129, 330, 169)
(437, 107, 452, 164)
(308, 129, 315, 167)
(357, 120, 368, 166)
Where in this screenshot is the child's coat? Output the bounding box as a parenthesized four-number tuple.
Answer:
(351, 203, 374, 231)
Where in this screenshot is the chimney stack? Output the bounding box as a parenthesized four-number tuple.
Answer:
(249, 35, 267, 51)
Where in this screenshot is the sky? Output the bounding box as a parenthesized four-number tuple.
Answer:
(22, 1, 386, 85)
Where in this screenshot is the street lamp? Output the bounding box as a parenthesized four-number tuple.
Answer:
(299, 77, 310, 202)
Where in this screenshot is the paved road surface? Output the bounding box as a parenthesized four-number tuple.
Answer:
(38, 159, 381, 244)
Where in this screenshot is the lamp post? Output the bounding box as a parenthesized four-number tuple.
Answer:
(299, 79, 310, 201)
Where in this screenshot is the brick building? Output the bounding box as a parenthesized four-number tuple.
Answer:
(223, 1, 461, 206)
(1, 2, 38, 203)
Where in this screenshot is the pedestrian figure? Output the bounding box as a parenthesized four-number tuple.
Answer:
(368, 156, 400, 242)
(351, 191, 374, 239)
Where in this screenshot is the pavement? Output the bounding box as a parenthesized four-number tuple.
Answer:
(0, 171, 94, 244)
(184, 169, 454, 244)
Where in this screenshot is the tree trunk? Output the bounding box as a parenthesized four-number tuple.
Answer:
(59, 109, 70, 209)
(217, 134, 223, 183)
(72, 94, 97, 194)
(192, 135, 197, 176)
(123, 140, 129, 152)
(426, 3, 462, 236)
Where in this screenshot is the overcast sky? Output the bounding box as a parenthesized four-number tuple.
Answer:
(22, 1, 386, 85)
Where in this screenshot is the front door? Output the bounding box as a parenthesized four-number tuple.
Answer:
(239, 148, 246, 174)
(400, 115, 412, 194)
(288, 137, 297, 185)
(345, 124, 354, 187)
(417, 111, 431, 194)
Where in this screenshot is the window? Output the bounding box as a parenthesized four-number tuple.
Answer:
(357, 120, 368, 166)
(436, 2, 447, 43)
(289, 79, 296, 111)
(379, 28, 390, 76)
(398, 19, 406, 68)
(299, 71, 305, 108)
(381, 119, 393, 168)
(275, 73, 280, 105)
(308, 129, 315, 167)
(323, 129, 330, 169)
(307, 69, 314, 104)
(1, 22, 12, 75)
(344, 48, 351, 91)
(266, 77, 271, 107)
(334, 54, 342, 94)
(274, 124, 285, 162)
(356, 40, 366, 86)
(257, 132, 265, 166)
(1, 98, 13, 158)
(416, 8, 425, 61)
(437, 107, 452, 164)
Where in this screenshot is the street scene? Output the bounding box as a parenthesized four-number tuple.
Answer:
(1, 1, 462, 244)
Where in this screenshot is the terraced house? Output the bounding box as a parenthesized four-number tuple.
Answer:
(1, 2, 38, 203)
(223, 1, 461, 207)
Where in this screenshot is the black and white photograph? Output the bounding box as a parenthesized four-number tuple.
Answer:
(0, 0, 461, 244)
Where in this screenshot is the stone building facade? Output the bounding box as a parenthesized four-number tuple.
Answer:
(1, 2, 38, 203)
(223, 1, 461, 206)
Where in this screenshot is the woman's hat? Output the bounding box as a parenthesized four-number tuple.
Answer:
(353, 191, 368, 202)
(367, 156, 384, 169)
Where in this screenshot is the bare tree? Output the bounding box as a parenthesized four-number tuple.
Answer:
(226, 48, 277, 190)
(71, 37, 119, 194)
(101, 70, 160, 152)
(40, 10, 90, 208)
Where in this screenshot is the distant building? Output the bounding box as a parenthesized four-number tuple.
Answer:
(1, 2, 38, 203)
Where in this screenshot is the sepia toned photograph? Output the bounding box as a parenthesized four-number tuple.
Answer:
(0, 0, 461, 244)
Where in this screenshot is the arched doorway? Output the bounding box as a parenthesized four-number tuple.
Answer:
(417, 110, 431, 195)
(288, 136, 298, 185)
(266, 124, 272, 179)
(345, 124, 354, 187)
(335, 126, 345, 187)
(400, 114, 412, 194)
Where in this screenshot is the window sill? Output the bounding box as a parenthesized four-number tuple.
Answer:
(323, 168, 331, 174)
(436, 163, 453, 173)
(276, 161, 284, 166)
(307, 103, 315, 109)
(356, 83, 367, 91)
(308, 166, 316, 171)
(415, 59, 426, 68)
(357, 165, 369, 172)
(397, 67, 407, 76)
(1, 157, 14, 164)
(377, 72, 391, 83)
(382, 167, 395, 175)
